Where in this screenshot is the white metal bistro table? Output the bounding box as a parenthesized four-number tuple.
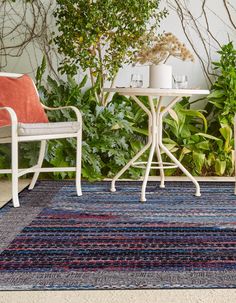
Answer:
(104, 87, 210, 202)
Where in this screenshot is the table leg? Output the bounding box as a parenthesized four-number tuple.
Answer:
(159, 110, 201, 197)
(155, 144, 165, 188)
(141, 139, 156, 202)
(111, 94, 153, 193)
(155, 97, 165, 188)
(141, 96, 158, 202)
(110, 139, 152, 192)
(160, 143, 201, 196)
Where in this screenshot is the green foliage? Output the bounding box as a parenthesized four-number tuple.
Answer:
(207, 41, 236, 126)
(162, 98, 220, 176)
(36, 55, 47, 87)
(0, 142, 40, 179)
(205, 42, 236, 175)
(38, 75, 146, 180)
(0, 144, 11, 179)
(2, 40, 236, 179)
(54, 0, 167, 104)
(0, 74, 234, 179)
(162, 99, 234, 177)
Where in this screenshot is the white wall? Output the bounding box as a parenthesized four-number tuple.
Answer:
(116, 0, 236, 89)
(2, 0, 236, 89)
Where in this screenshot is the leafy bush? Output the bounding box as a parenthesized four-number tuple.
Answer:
(39, 78, 222, 179)
(1, 42, 236, 179)
(205, 41, 236, 175)
(161, 41, 236, 177)
(162, 98, 226, 176)
(54, 0, 167, 105)
(38, 75, 147, 180)
(207, 41, 236, 127)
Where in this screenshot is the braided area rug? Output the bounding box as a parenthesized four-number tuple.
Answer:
(0, 181, 235, 290)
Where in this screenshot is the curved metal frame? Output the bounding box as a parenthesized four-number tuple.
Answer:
(107, 88, 210, 202)
(0, 73, 83, 207)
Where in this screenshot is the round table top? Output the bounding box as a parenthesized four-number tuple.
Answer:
(103, 87, 210, 97)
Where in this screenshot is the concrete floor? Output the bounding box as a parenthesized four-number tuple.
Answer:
(0, 179, 236, 303)
(0, 179, 30, 208)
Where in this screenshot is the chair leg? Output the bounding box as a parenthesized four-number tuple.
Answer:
(29, 140, 46, 190)
(76, 131, 82, 196)
(12, 137, 20, 208)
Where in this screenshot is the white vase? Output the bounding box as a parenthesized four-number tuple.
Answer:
(149, 64, 172, 89)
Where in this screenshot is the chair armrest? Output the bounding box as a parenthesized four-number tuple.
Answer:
(0, 106, 18, 125)
(0, 107, 18, 137)
(42, 104, 82, 123)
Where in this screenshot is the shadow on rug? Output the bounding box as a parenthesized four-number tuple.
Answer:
(0, 180, 236, 290)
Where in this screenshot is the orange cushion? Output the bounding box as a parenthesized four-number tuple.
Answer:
(0, 74, 48, 127)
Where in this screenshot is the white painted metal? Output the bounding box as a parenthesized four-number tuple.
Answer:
(17, 133, 78, 142)
(76, 125, 82, 196)
(18, 165, 39, 178)
(110, 94, 153, 192)
(0, 167, 77, 175)
(0, 73, 83, 207)
(105, 87, 210, 97)
(155, 96, 165, 188)
(11, 107, 20, 208)
(29, 140, 46, 190)
(132, 161, 178, 169)
(0, 106, 19, 207)
(104, 87, 210, 201)
(140, 96, 157, 201)
(105, 176, 235, 182)
(110, 135, 152, 192)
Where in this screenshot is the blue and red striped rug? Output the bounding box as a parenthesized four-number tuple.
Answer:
(0, 181, 235, 290)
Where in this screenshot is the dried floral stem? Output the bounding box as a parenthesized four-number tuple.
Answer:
(134, 32, 194, 65)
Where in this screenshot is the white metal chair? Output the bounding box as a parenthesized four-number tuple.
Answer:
(0, 72, 82, 207)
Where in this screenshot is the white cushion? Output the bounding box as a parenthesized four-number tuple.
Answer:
(0, 122, 81, 138)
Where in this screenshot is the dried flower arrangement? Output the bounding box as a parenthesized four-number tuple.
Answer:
(134, 32, 194, 65)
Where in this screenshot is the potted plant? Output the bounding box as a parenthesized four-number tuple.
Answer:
(134, 32, 194, 88)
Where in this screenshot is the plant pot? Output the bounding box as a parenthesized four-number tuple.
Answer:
(149, 64, 172, 88)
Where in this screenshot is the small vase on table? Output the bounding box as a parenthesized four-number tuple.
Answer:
(149, 64, 172, 89)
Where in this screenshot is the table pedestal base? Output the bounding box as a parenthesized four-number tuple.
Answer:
(110, 94, 201, 202)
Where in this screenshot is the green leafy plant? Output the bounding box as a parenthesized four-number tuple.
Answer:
(0, 76, 233, 179)
(207, 41, 236, 127)
(162, 98, 220, 176)
(161, 94, 234, 176)
(38, 74, 146, 181)
(54, 0, 167, 105)
(205, 41, 236, 175)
